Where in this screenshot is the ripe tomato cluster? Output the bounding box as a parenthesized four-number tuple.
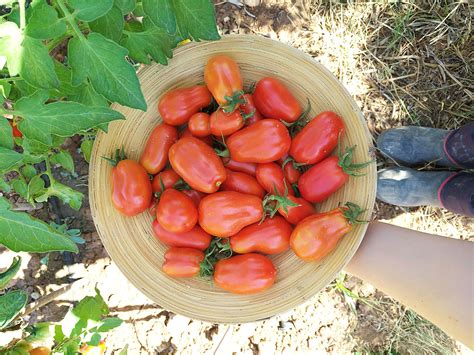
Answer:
(109, 55, 370, 295)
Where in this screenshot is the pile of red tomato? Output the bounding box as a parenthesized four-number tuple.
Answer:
(109, 55, 369, 295)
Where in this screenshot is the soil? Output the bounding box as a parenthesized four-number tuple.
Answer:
(1, 1, 472, 354)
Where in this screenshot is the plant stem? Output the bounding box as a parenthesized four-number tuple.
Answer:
(56, 0, 85, 40)
(18, 0, 26, 30)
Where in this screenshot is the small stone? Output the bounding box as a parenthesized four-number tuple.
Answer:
(243, 0, 260, 6)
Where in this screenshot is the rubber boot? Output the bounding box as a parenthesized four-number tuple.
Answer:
(377, 168, 474, 217)
(377, 122, 474, 169)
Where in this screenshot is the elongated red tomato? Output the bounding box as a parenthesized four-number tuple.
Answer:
(253, 77, 302, 123)
(112, 159, 152, 216)
(139, 123, 177, 174)
(158, 85, 212, 125)
(169, 137, 227, 193)
(9, 119, 22, 138)
(152, 219, 211, 250)
(220, 169, 265, 198)
(241, 93, 264, 125)
(210, 109, 244, 136)
(222, 157, 257, 176)
(181, 189, 206, 207)
(198, 191, 263, 237)
(179, 127, 213, 146)
(188, 112, 211, 137)
(230, 216, 292, 254)
(152, 169, 181, 193)
(290, 204, 362, 261)
(204, 55, 243, 106)
(256, 162, 293, 196)
(290, 111, 345, 164)
(227, 119, 291, 163)
(162, 247, 205, 278)
(278, 195, 316, 225)
(156, 189, 197, 233)
(282, 162, 301, 184)
(214, 254, 276, 294)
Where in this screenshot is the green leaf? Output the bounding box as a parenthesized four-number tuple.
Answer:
(80, 139, 93, 163)
(50, 150, 75, 174)
(68, 0, 114, 22)
(10, 178, 28, 198)
(73, 288, 108, 322)
(25, 322, 52, 343)
(35, 178, 83, 210)
(27, 174, 46, 203)
(173, 0, 220, 41)
(0, 178, 10, 193)
(54, 324, 65, 343)
(69, 81, 108, 107)
(119, 344, 128, 355)
(20, 164, 37, 180)
(25, 0, 66, 40)
(15, 90, 124, 146)
(121, 21, 174, 65)
(52, 61, 82, 98)
(89, 6, 124, 43)
(142, 0, 176, 33)
(0, 79, 12, 98)
(0, 290, 27, 330)
(96, 317, 123, 332)
(0, 22, 59, 89)
(0, 256, 21, 290)
(68, 33, 146, 110)
(115, 0, 135, 15)
(0, 117, 13, 149)
(0, 197, 78, 252)
(0, 146, 23, 173)
(88, 333, 101, 346)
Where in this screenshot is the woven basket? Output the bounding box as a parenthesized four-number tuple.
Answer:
(89, 35, 376, 323)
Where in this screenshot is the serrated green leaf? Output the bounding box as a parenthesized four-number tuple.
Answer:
(173, 0, 220, 41)
(27, 174, 46, 203)
(54, 324, 65, 343)
(133, 1, 144, 17)
(69, 81, 108, 107)
(35, 178, 83, 210)
(69, 33, 146, 110)
(52, 61, 82, 97)
(15, 90, 124, 145)
(0, 79, 12, 98)
(0, 290, 27, 330)
(121, 22, 174, 65)
(0, 22, 59, 89)
(50, 150, 75, 174)
(68, 0, 114, 22)
(25, 0, 66, 40)
(0, 146, 23, 172)
(0, 197, 78, 252)
(143, 0, 176, 33)
(0, 178, 11, 193)
(96, 317, 123, 332)
(88, 333, 101, 346)
(80, 139, 93, 163)
(115, 0, 135, 15)
(0, 256, 21, 290)
(21, 164, 37, 180)
(10, 178, 28, 198)
(72, 289, 108, 322)
(0, 117, 13, 149)
(89, 5, 124, 43)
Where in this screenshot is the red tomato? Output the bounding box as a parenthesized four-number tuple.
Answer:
(227, 119, 291, 163)
(179, 127, 213, 146)
(158, 85, 212, 125)
(253, 77, 302, 123)
(156, 189, 197, 233)
(139, 123, 178, 174)
(290, 204, 361, 261)
(256, 162, 293, 196)
(282, 162, 301, 184)
(204, 55, 243, 107)
(290, 111, 345, 164)
(222, 157, 257, 176)
(111, 159, 152, 216)
(181, 189, 206, 207)
(210, 109, 244, 136)
(220, 169, 265, 198)
(198, 191, 263, 237)
(9, 119, 22, 138)
(152, 219, 211, 250)
(188, 112, 211, 137)
(241, 93, 264, 125)
(278, 195, 316, 225)
(162, 247, 204, 278)
(169, 137, 227, 193)
(152, 169, 181, 193)
(214, 254, 276, 294)
(230, 216, 292, 254)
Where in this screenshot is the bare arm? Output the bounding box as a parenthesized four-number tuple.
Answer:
(345, 221, 474, 348)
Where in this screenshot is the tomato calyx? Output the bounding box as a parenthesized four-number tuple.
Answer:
(281, 156, 306, 170)
(280, 98, 312, 136)
(200, 238, 233, 277)
(221, 90, 246, 113)
(102, 147, 126, 167)
(340, 202, 367, 225)
(241, 109, 256, 122)
(337, 142, 373, 177)
(261, 182, 300, 222)
(213, 135, 230, 158)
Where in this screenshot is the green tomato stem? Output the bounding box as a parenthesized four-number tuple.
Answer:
(56, 0, 86, 40)
(19, 0, 26, 30)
